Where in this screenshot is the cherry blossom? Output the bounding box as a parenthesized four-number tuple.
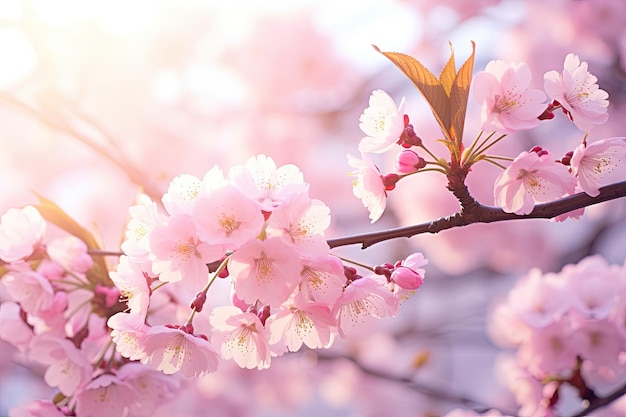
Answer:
(0, 301, 33, 349)
(107, 312, 149, 361)
(473, 60, 546, 134)
(116, 363, 180, 416)
(570, 136, 626, 197)
(161, 174, 203, 216)
(347, 153, 387, 223)
(121, 194, 164, 264)
(0, 205, 46, 263)
(333, 276, 397, 337)
(141, 325, 219, 378)
(192, 184, 265, 251)
(358, 89, 406, 153)
(149, 214, 223, 283)
(210, 305, 272, 370)
(228, 237, 301, 307)
(109, 255, 152, 318)
(544, 53, 609, 132)
(298, 255, 346, 305)
(228, 154, 307, 212)
(2, 264, 54, 314)
(266, 298, 336, 351)
(265, 192, 331, 257)
(494, 148, 576, 215)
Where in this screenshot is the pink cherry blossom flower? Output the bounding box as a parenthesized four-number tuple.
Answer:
(192, 184, 265, 251)
(357, 89, 406, 153)
(0, 301, 33, 349)
(473, 60, 546, 134)
(266, 298, 336, 352)
(390, 252, 428, 290)
(298, 255, 346, 305)
(162, 174, 203, 216)
(544, 53, 609, 132)
(28, 335, 92, 396)
(74, 374, 138, 417)
(229, 237, 301, 307)
(570, 137, 626, 197)
(121, 194, 165, 263)
(109, 255, 151, 318)
(108, 312, 149, 361)
(2, 264, 54, 314)
(347, 153, 387, 223)
(46, 236, 93, 273)
(0, 205, 46, 263)
(333, 276, 398, 337)
(265, 192, 331, 257)
(150, 214, 224, 283)
(8, 400, 66, 417)
(228, 154, 307, 212)
(494, 149, 576, 215)
(141, 325, 219, 378)
(210, 305, 272, 370)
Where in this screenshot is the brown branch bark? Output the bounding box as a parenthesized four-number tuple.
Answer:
(328, 180, 626, 249)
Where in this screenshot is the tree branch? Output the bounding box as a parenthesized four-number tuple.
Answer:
(328, 180, 626, 249)
(571, 383, 626, 417)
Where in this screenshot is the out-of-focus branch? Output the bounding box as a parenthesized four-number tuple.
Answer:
(328, 180, 626, 249)
(316, 353, 514, 414)
(571, 383, 626, 416)
(0, 93, 163, 201)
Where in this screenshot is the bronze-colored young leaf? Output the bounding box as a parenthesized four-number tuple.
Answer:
(438, 43, 457, 97)
(449, 42, 476, 154)
(33, 193, 111, 286)
(373, 45, 452, 143)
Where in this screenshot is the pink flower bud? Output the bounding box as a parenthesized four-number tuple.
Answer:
(395, 150, 425, 174)
(391, 267, 424, 290)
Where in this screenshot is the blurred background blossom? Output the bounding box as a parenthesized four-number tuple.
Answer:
(2, 0, 626, 416)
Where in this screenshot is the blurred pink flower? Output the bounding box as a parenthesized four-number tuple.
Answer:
(494, 149, 575, 215)
(473, 60, 546, 134)
(210, 305, 272, 370)
(2, 264, 54, 314)
(141, 325, 219, 378)
(358, 89, 406, 153)
(29, 335, 92, 396)
(8, 400, 66, 417)
(347, 153, 387, 223)
(46, 236, 93, 274)
(0, 206, 46, 263)
(74, 374, 138, 417)
(121, 194, 165, 264)
(116, 363, 180, 416)
(544, 53, 609, 132)
(570, 137, 626, 196)
(0, 301, 33, 349)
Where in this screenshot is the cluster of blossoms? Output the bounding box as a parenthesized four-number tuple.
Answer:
(348, 52, 626, 221)
(0, 155, 427, 416)
(489, 256, 626, 416)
